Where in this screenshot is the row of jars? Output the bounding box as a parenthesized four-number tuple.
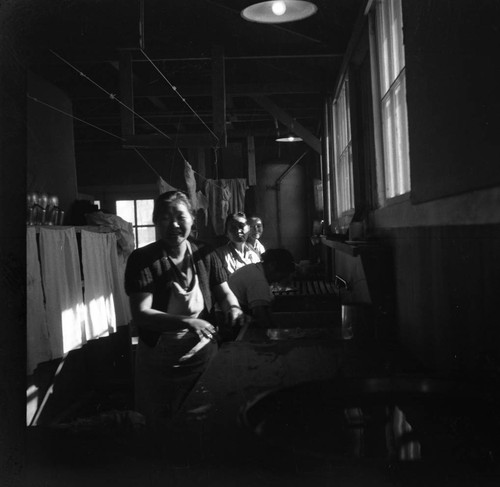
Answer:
(27, 192, 64, 226)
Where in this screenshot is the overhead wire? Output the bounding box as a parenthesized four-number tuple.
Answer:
(46, 49, 227, 190)
(49, 49, 173, 142)
(27, 94, 125, 142)
(139, 48, 220, 145)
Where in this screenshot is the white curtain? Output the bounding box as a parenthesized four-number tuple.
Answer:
(39, 227, 86, 357)
(27, 227, 52, 374)
(81, 230, 117, 339)
(108, 235, 132, 328)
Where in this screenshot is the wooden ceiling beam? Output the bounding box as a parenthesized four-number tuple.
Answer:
(122, 133, 219, 149)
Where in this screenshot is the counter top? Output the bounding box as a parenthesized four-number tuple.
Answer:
(319, 235, 382, 256)
(167, 333, 393, 466)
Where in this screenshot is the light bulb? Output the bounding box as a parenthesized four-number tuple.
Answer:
(271, 1, 287, 16)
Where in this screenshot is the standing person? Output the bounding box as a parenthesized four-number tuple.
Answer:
(247, 216, 265, 258)
(124, 191, 245, 427)
(228, 249, 295, 328)
(216, 212, 260, 275)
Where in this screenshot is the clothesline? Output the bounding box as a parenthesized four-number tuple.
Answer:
(50, 49, 174, 143)
(46, 49, 226, 190)
(27, 94, 125, 142)
(140, 48, 220, 144)
(27, 89, 227, 191)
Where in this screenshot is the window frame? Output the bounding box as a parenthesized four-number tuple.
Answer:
(115, 198, 156, 249)
(331, 75, 356, 231)
(368, 0, 411, 205)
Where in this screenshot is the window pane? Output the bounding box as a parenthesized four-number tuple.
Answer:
(333, 78, 354, 216)
(116, 200, 135, 225)
(137, 226, 156, 248)
(375, 0, 410, 199)
(136, 199, 154, 225)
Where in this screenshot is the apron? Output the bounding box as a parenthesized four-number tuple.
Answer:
(134, 241, 217, 424)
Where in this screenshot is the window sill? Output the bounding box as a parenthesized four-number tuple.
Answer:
(381, 191, 411, 207)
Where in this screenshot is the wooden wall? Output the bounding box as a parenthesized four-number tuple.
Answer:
(329, 0, 500, 374)
(27, 73, 79, 218)
(403, 0, 500, 203)
(375, 224, 500, 373)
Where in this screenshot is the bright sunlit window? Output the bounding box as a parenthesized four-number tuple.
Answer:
(373, 0, 410, 199)
(116, 199, 156, 248)
(332, 77, 355, 218)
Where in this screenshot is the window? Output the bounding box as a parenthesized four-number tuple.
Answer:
(116, 199, 156, 249)
(332, 77, 355, 221)
(373, 0, 410, 199)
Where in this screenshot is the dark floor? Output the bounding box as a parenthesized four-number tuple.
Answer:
(21, 316, 500, 487)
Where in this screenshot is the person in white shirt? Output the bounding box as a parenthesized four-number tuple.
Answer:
(247, 216, 265, 258)
(228, 249, 295, 328)
(216, 212, 260, 275)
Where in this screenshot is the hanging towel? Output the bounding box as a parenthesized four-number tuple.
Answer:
(158, 177, 178, 194)
(204, 178, 248, 235)
(195, 190, 209, 226)
(184, 160, 198, 209)
(223, 178, 248, 214)
(27, 227, 52, 374)
(204, 179, 232, 235)
(85, 211, 135, 260)
(39, 227, 86, 357)
(81, 230, 117, 340)
(108, 232, 132, 327)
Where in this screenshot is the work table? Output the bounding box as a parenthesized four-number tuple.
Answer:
(24, 327, 500, 487)
(168, 331, 390, 466)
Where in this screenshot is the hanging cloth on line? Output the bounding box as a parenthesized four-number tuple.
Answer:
(39, 227, 86, 357)
(27, 227, 52, 374)
(81, 230, 117, 340)
(204, 178, 248, 235)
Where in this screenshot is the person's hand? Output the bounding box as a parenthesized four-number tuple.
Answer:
(225, 306, 250, 328)
(185, 318, 218, 341)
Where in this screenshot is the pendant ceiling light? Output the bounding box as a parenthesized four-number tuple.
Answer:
(274, 119, 303, 142)
(241, 1, 317, 24)
(276, 133, 303, 142)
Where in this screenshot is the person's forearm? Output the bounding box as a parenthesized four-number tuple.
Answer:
(214, 282, 242, 313)
(220, 294, 242, 314)
(133, 308, 191, 333)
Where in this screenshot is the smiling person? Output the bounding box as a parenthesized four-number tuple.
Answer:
(247, 216, 265, 258)
(216, 212, 260, 275)
(124, 191, 245, 427)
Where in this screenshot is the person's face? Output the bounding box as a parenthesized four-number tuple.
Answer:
(156, 201, 193, 248)
(227, 216, 249, 244)
(249, 218, 263, 241)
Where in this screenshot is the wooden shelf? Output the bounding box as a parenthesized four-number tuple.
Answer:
(319, 235, 377, 256)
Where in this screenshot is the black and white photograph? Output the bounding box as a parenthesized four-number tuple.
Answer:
(1, 0, 500, 485)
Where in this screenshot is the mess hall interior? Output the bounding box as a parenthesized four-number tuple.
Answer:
(2, 0, 500, 484)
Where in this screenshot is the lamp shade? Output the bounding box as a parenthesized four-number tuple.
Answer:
(241, 1, 317, 24)
(276, 133, 303, 142)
